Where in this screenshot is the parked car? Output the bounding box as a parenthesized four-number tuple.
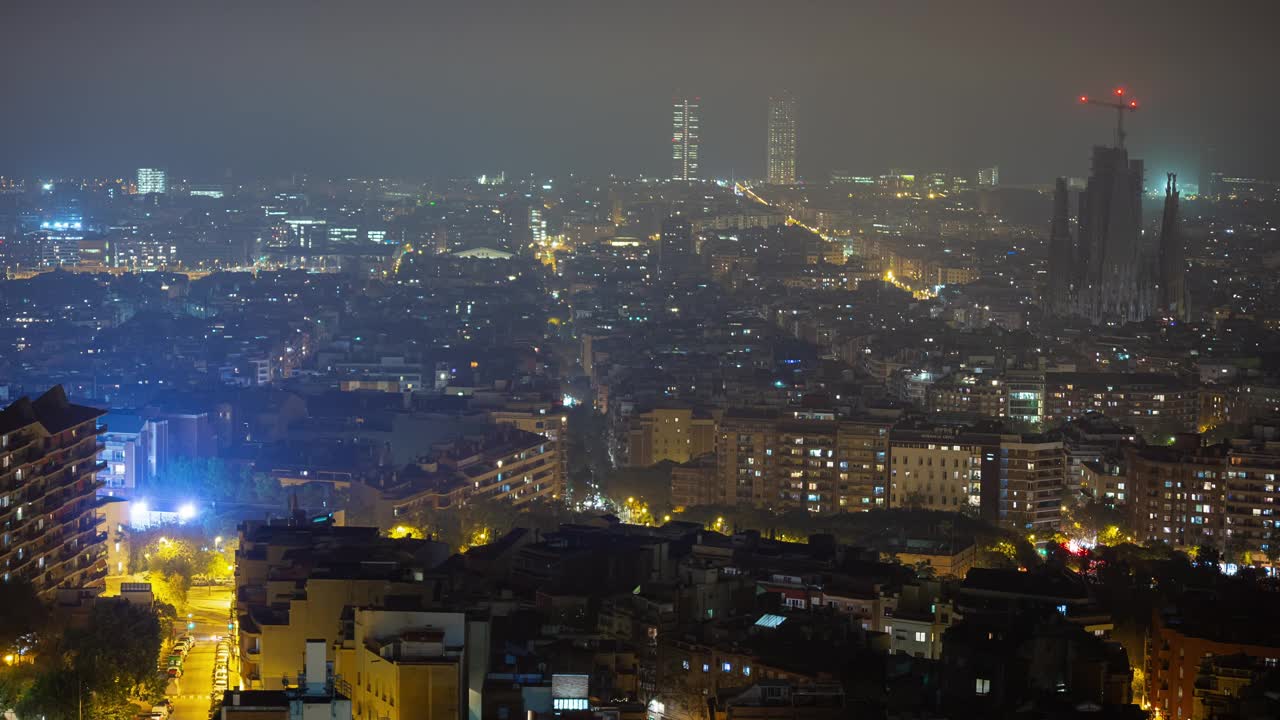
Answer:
(166, 666, 182, 679)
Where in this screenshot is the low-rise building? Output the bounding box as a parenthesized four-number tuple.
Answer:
(1148, 595, 1280, 720)
(334, 607, 487, 720)
(627, 407, 716, 467)
(1044, 372, 1199, 439)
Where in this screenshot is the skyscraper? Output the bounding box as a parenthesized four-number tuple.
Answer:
(671, 96, 700, 181)
(529, 206, 547, 245)
(1158, 173, 1188, 321)
(766, 92, 796, 185)
(977, 166, 1000, 187)
(136, 167, 167, 195)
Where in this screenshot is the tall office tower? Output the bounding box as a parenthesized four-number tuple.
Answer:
(977, 166, 1000, 187)
(136, 167, 167, 195)
(1046, 177, 1074, 316)
(658, 215, 692, 279)
(1075, 146, 1151, 324)
(671, 96, 701, 181)
(0, 386, 108, 596)
(766, 92, 797, 185)
(529, 206, 547, 244)
(1158, 173, 1188, 321)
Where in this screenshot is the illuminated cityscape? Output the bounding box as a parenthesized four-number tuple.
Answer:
(1, 3, 1280, 720)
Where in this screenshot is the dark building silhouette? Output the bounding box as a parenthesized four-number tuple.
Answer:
(1157, 173, 1188, 321)
(1047, 145, 1157, 325)
(1046, 177, 1073, 317)
(658, 216, 692, 280)
(1078, 146, 1148, 323)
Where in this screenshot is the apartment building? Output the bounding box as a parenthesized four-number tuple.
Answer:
(715, 409, 892, 514)
(0, 386, 108, 596)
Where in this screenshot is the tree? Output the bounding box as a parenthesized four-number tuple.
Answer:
(1195, 544, 1222, 567)
(0, 580, 46, 655)
(72, 601, 163, 694)
(16, 667, 78, 720)
(149, 457, 260, 502)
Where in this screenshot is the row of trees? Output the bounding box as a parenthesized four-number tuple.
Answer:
(145, 457, 347, 512)
(0, 582, 165, 720)
(398, 497, 588, 551)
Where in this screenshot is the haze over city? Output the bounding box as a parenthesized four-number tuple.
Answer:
(2, 0, 1279, 182)
(2, 3, 1280, 720)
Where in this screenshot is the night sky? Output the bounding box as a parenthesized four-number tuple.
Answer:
(2, 0, 1277, 184)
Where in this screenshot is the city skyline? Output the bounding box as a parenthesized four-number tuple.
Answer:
(2, 2, 1278, 182)
(3, 4, 1280, 720)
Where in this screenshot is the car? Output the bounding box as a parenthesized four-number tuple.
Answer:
(149, 705, 171, 719)
(166, 667, 183, 679)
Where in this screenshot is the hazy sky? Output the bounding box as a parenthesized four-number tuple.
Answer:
(2, 0, 1277, 184)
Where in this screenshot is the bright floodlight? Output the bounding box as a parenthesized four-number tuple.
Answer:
(178, 502, 197, 521)
(130, 500, 150, 528)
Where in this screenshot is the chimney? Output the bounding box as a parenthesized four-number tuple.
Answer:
(304, 639, 326, 695)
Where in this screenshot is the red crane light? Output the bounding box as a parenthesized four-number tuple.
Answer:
(1129, 100, 1138, 109)
(1079, 95, 1089, 103)
(1114, 87, 1125, 96)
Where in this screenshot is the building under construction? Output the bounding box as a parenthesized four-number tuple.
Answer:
(1045, 89, 1186, 325)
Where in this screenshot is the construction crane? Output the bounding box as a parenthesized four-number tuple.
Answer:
(1079, 87, 1140, 148)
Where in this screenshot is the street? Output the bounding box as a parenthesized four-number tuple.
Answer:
(170, 584, 237, 720)
(102, 575, 236, 720)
